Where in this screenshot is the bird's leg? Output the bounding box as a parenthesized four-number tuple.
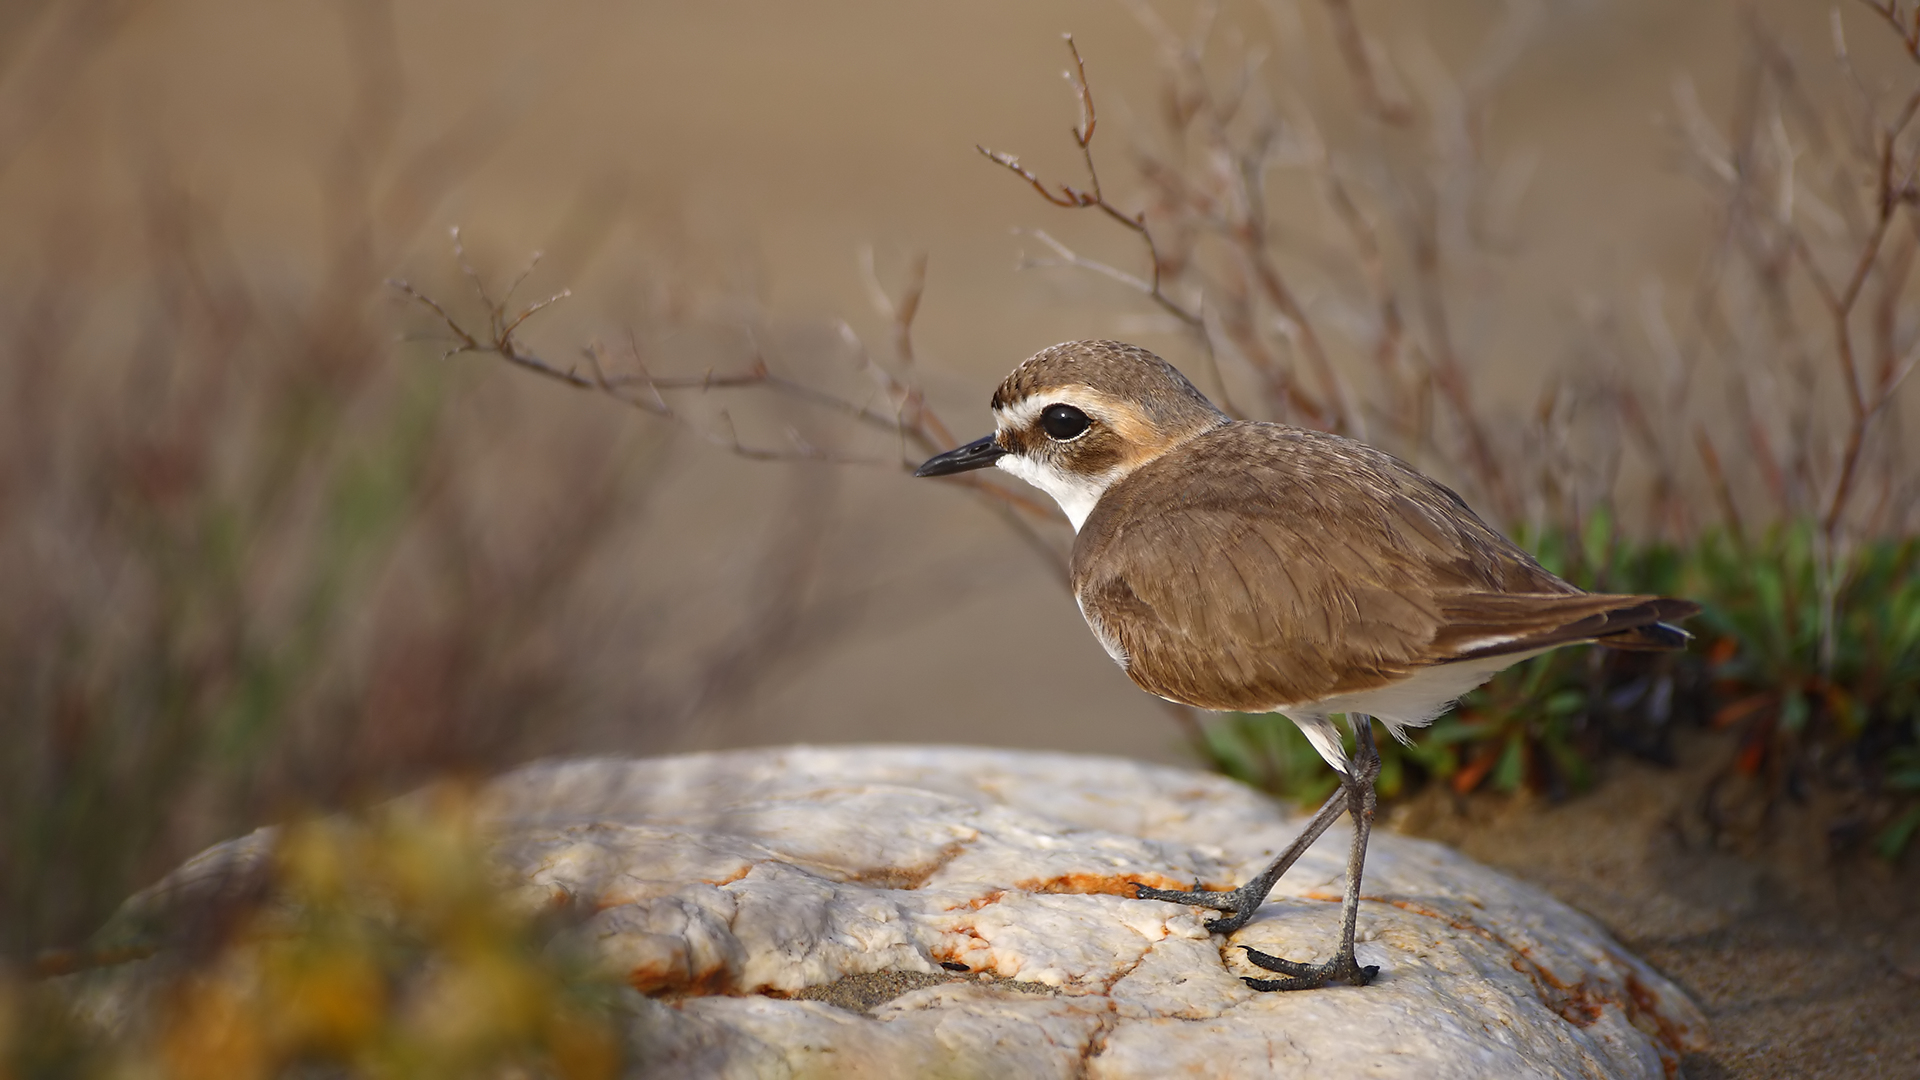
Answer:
(1242, 713, 1382, 990)
(1131, 779, 1350, 935)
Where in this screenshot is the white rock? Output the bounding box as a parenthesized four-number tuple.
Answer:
(477, 747, 1704, 1078)
(106, 746, 1707, 1077)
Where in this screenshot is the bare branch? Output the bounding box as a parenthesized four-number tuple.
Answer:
(501, 250, 544, 310)
(396, 235, 890, 466)
(1321, 0, 1414, 126)
(1017, 228, 1155, 293)
(1694, 426, 1746, 544)
(1860, 0, 1920, 61)
(977, 37, 1204, 331)
(388, 277, 479, 354)
(393, 230, 1082, 613)
(449, 225, 494, 316)
(500, 288, 572, 342)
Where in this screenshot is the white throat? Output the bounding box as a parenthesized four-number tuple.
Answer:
(995, 454, 1116, 532)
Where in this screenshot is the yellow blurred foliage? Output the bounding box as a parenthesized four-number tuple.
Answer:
(6, 787, 623, 1080)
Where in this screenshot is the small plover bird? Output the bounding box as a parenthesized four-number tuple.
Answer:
(915, 340, 1699, 991)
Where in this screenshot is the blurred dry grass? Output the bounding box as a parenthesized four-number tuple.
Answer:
(0, 58, 642, 961)
(1, 4, 1918, 1074)
(0, 0, 915, 964)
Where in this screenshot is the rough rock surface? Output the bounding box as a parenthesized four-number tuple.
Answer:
(485, 747, 1705, 1078)
(116, 746, 1708, 1077)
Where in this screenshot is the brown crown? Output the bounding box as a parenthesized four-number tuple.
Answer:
(991, 341, 1228, 430)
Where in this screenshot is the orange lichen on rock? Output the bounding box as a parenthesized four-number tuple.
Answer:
(1627, 971, 1709, 1076)
(931, 926, 995, 973)
(699, 865, 753, 887)
(1364, 894, 1705, 1065)
(1018, 872, 1227, 896)
(591, 863, 752, 911)
(627, 958, 734, 998)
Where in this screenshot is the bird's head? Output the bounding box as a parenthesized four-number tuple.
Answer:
(914, 341, 1228, 531)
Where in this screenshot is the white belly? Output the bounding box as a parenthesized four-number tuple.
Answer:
(1269, 647, 1555, 773)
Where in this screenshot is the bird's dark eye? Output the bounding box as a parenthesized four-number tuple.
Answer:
(1039, 404, 1091, 441)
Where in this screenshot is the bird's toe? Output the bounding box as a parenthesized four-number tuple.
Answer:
(1239, 948, 1378, 991)
(1131, 882, 1236, 909)
(1241, 946, 1319, 977)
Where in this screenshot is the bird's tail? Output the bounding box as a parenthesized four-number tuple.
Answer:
(1594, 599, 1701, 652)
(1437, 594, 1703, 660)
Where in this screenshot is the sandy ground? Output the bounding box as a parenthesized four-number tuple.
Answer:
(1394, 731, 1920, 1079)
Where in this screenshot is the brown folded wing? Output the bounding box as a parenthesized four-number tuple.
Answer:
(1069, 424, 1698, 713)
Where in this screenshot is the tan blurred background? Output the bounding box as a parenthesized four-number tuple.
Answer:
(0, 0, 1872, 773)
(13, 10, 1920, 1070)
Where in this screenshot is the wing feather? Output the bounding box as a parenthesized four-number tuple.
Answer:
(1068, 424, 1694, 713)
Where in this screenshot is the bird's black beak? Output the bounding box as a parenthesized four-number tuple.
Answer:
(914, 434, 1006, 477)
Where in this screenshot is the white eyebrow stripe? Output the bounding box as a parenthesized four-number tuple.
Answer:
(995, 386, 1108, 431)
(995, 395, 1049, 429)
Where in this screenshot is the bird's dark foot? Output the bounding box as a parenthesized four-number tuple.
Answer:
(1121, 880, 1274, 930)
(1130, 880, 1267, 935)
(1239, 945, 1378, 991)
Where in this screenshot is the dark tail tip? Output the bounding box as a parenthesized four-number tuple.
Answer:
(1598, 599, 1702, 652)
(1598, 621, 1691, 651)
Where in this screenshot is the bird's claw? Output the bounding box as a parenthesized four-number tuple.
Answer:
(1239, 945, 1378, 991)
(1130, 881, 1261, 935)
(1129, 881, 1235, 909)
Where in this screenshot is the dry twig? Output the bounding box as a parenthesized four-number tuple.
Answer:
(978, 35, 1204, 332)
(393, 231, 1071, 574)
